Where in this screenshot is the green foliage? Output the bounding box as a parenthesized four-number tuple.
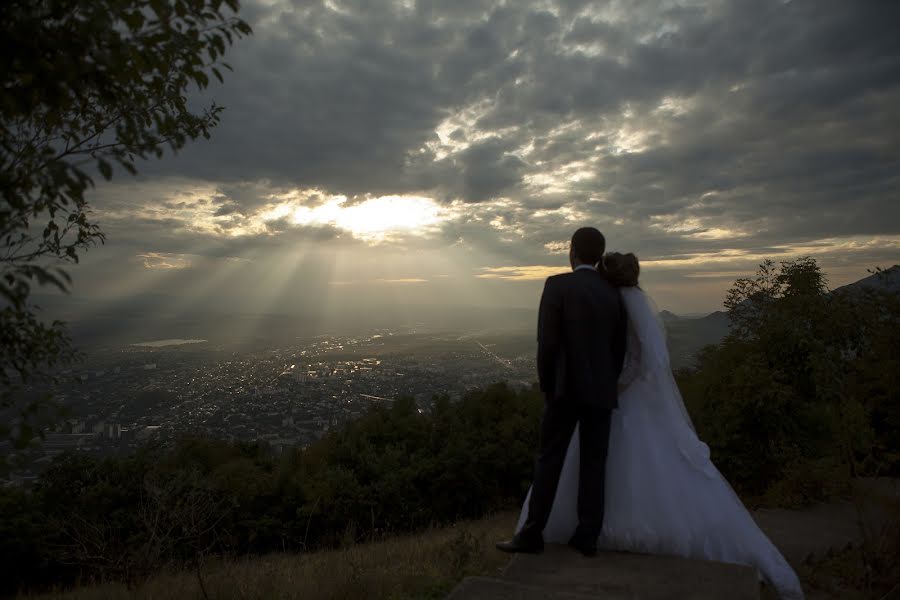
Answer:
(678, 258, 900, 503)
(0, 307, 77, 454)
(0, 0, 252, 433)
(300, 384, 542, 545)
(0, 484, 58, 592)
(0, 383, 543, 594)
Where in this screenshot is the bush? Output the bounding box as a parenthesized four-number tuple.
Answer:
(677, 259, 900, 503)
(1, 382, 543, 594)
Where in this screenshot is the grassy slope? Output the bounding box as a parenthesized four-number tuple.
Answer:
(20, 499, 899, 600)
(21, 512, 519, 600)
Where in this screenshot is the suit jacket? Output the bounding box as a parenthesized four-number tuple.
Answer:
(537, 268, 627, 408)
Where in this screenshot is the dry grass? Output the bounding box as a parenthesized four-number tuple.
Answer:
(23, 494, 900, 600)
(20, 512, 519, 600)
(799, 484, 900, 600)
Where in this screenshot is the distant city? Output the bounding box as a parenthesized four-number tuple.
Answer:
(2, 329, 538, 486)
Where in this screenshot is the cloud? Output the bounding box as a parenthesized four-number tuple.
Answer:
(68, 0, 900, 313)
(443, 137, 528, 202)
(376, 278, 429, 284)
(544, 241, 569, 254)
(477, 265, 567, 281)
(329, 278, 429, 286)
(137, 252, 192, 270)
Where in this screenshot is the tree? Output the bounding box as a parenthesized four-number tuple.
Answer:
(0, 0, 252, 438)
(679, 258, 900, 503)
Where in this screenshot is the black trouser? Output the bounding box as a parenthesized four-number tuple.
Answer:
(520, 398, 613, 543)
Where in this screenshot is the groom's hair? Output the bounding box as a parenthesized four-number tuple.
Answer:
(571, 227, 606, 265)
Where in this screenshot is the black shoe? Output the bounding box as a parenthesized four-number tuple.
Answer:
(496, 534, 544, 554)
(567, 533, 597, 557)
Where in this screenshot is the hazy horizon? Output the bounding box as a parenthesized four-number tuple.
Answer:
(38, 260, 892, 326)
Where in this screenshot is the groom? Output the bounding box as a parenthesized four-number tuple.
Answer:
(497, 227, 627, 557)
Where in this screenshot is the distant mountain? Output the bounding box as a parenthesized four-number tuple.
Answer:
(833, 265, 900, 295)
(659, 310, 682, 323)
(664, 310, 730, 370)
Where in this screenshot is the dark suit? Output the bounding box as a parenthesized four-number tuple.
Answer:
(520, 267, 627, 544)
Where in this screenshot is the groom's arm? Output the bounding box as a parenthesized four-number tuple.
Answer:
(537, 276, 563, 394)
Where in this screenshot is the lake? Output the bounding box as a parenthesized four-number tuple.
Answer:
(131, 339, 208, 348)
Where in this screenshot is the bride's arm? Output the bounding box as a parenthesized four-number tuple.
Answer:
(617, 325, 641, 393)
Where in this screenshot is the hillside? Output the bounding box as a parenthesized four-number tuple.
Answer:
(20, 482, 900, 600)
(19, 512, 518, 600)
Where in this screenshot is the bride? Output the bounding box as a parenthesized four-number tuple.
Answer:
(514, 252, 805, 600)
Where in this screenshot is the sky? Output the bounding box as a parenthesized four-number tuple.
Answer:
(66, 0, 900, 320)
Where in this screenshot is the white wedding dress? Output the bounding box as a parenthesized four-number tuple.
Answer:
(516, 287, 804, 600)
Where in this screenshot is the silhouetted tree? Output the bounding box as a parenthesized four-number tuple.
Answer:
(679, 258, 900, 502)
(0, 0, 252, 443)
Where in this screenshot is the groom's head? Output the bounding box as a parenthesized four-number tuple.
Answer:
(570, 227, 606, 269)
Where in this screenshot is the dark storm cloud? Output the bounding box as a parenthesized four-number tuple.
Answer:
(145, 0, 899, 197)
(439, 137, 527, 202)
(83, 0, 900, 306)
(144, 0, 464, 194)
(466, 0, 900, 247)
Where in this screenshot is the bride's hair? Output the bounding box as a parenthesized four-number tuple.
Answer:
(603, 252, 640, 287)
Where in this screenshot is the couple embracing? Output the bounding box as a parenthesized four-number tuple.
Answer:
(496, 227, 804, 600)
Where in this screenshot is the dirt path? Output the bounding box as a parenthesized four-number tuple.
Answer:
(755, 478, 899, 566)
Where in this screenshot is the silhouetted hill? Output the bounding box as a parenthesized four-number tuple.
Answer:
(664, 310, 730, 369)
(833, 265, 900, 294)
(659, 310, 681, 324)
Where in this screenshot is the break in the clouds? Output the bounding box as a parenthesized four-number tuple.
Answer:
(77, 0, 900, 314)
